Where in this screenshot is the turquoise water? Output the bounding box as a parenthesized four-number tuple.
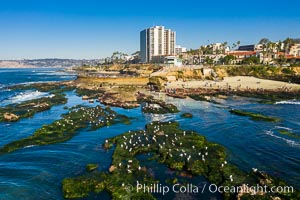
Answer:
(0, 68, 299, 199)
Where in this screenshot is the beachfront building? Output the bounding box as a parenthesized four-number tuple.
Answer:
(226, 51, 259, 64)
(237, 44, 264, 51)
(211, 43, 230, 54)
(289, 44, 300, 56)
(164, 56, 183, 67)
(140, 26, 176, 63)
(175, 45, 187, 55)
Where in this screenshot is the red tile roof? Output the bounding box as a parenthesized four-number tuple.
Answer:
(226, 51, 257, 56)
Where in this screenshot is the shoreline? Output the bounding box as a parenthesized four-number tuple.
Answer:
(165, 76, 300, 92)
(1, 71, 300, 199)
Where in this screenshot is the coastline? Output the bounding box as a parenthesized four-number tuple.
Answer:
(166, 76, 300, 91)
(1, 68, 300, 199)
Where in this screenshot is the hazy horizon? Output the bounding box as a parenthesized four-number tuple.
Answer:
(1, 0, 300, 60)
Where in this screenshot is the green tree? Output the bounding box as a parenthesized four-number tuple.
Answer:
(242, 56, 260, 65)
(232, 43, 237, 50)
(236, 41, 241, 49)
(205, 56, 214, 66)
(277, 40, 282, 53)
(259, 38, 270, 44)
(220, 55, 235, 65)
(221, 42, 228, 54)
(283, 37, 293, 55)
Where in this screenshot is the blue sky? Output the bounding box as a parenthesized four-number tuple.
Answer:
(0, 0, 299, 59)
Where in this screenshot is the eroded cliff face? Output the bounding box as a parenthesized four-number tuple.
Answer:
(292, 67, 300, 74)
(149, 68, 207, 90)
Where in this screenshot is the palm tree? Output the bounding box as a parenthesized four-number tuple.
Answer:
(283, 37, 292, 56)
(266, 42, 273, 63)
(232, 43, 237, 50)
(236, 41, 241, 49)
(259, 38, 270, 45)
(261, 43, 267, 64)
(277, 40, 282, 52)
(222, 42, 228, 54)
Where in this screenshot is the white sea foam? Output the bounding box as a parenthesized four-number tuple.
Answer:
(36, 71, 75, 76)
(275, 126, 292, 131)
(24, 145, 36, 148)
(1, 90, 52, 106)
(265, 130, 300, 147)
(11, 91, 49, 103)
(275, 100, 300, 105)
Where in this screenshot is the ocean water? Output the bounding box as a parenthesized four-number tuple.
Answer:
(0, 68, 299, 200)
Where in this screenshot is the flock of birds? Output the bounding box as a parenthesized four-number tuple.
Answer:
(105, 121, 238, 183)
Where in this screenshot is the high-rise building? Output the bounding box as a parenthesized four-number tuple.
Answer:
(140, 26, 176, 63)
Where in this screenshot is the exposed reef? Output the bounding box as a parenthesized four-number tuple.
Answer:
(278, 129, 300, 139)
(229, 109, 281, 122)
(0, 106, 132, 154)
(0, 82, 76, 122)
(180, 113, 193, 118)
(137, 95, 179, 114)
(62, 121, 298, 199)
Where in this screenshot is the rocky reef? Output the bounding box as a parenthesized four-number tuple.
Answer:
(0, 93, 68, 122)
(0, 106, 132, 154)
(278, 129, 300, 139)
(0, 82, 75, 122)
(138, 95, 179, 114)
(62, 121, 298, 199)
(180, 113, 193, 118)
(229, 109, 281, 122)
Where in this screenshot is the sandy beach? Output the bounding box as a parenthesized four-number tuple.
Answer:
(165, 76, 300, 91)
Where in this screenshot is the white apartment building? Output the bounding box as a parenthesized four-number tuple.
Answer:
(140, 26, 176, 63)
(289, 44, 300, 56)
(175, 45, 187, 55)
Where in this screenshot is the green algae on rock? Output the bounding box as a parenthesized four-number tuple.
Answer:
(138, 96, 179, 114)
(0, 93, 68, 122)
(0, 83, 76, 122)
(0, 106, 132, 154)
(229, 109, 281, 122)
(75, 88, 105, 99)
(278, 129, 300, 139)
(86, 164, 99, 172)
(180, 113, 193, 118)
(62, 121, 297, 199)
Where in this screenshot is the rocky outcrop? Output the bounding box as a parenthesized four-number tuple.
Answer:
(82, 95, 89, 100)
(3, 113, 19, 121)
(109, 165, 116, 172)
(149, 68, 206, 90)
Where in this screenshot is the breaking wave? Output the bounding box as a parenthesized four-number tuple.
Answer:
(1, 90, 52, 106)
(265, 130, 300, 147)
(275, 126, 292, 131)
(275, 100, 300, 105)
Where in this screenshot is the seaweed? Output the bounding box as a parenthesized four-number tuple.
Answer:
(229, 109, 281, 122)
(1, 83, 76, 122)
(278, 129, 300, 139)
(0, 106, 132, 154)
(138, 96, 179, 114)
(180, 113, 193, 118)
(62, 121, 298, 199)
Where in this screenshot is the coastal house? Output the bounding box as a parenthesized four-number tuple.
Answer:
(226, 51, 258, 64)
(289, 44, 300, 56)
(175, 45, 187, 55)
(164, 56, 182, 67)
